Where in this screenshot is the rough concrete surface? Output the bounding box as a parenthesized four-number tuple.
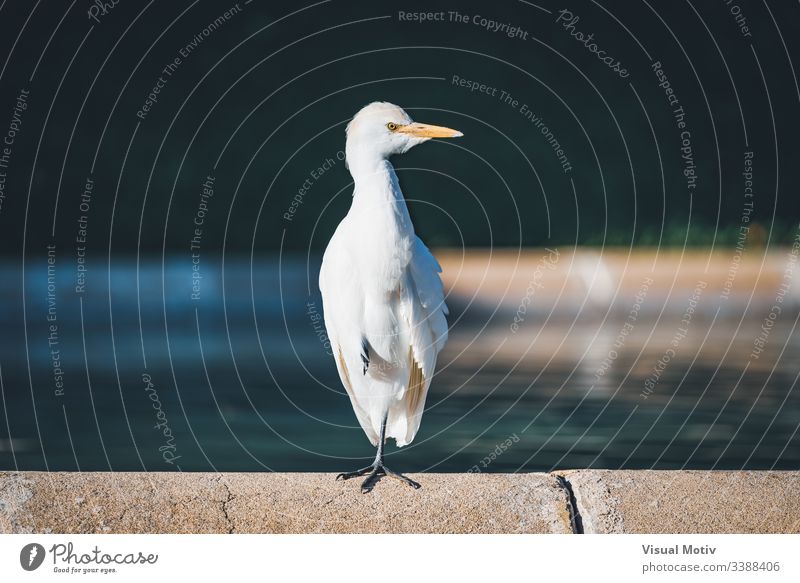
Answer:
(0, 472, 572, 534)
(559, 470, 800, 534)
(2, 471, 798, 534)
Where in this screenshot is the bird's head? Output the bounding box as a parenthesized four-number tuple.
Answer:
(345, 102, 462, 168)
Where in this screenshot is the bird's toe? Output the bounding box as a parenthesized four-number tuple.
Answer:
(360, 470, 382, 494)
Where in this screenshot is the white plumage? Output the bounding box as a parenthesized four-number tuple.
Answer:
(319, 102, 461, 491)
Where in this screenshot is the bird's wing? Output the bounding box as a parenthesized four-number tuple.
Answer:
(319, 224, 380, 445)
(393, 236, 449, 445)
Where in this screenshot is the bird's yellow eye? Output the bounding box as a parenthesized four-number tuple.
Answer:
(386, 122, 398, 131)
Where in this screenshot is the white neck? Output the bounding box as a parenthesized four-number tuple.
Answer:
(346, 146, 413, 234)
(347, 139, 388, 178)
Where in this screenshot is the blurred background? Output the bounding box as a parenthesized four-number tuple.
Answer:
(0, 0, 798, 472)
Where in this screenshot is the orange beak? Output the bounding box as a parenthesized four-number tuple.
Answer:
(396, 122, 463, 138)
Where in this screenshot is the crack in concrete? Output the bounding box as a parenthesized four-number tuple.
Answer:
(553, 474, 583, 534)
(219, 479, 235, 534)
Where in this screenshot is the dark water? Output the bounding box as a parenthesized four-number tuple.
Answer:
(0, 258, 798, 473)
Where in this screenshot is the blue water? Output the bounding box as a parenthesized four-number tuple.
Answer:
(0, 257, 798, 473)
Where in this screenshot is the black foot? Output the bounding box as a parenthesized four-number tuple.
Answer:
(336, 464, 421, 493)
(335, 466, 373, 481)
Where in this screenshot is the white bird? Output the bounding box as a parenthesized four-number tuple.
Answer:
(319, 102, 462, 492)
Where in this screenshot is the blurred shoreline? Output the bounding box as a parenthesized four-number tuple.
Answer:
(434, 247, 800, 320)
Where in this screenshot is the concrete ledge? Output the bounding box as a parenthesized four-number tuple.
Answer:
(1, 471, 798, 534)
(560, 470, 800, 534)
(0, 472, 572, 534)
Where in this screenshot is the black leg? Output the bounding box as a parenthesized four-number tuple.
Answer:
(335, 413, 421, 493)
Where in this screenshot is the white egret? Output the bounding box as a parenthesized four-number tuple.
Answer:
(319, 102, 462, 492)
